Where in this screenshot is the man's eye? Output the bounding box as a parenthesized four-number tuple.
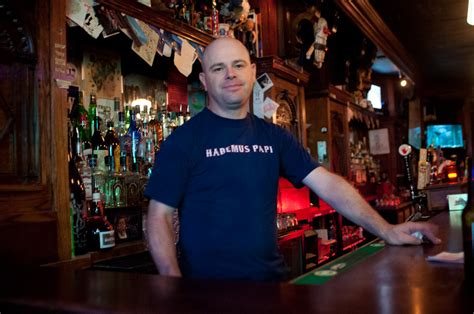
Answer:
(235, 63, 244, 68)
(212, 67, 223, 72)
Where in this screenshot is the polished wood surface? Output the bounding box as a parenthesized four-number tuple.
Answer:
(0, 211, 471, 313)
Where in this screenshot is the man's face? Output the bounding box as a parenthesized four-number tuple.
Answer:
(199, 38, 256, 113)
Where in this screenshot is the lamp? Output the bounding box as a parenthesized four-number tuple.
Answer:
(400, 78, 408, 87)
(398, 72, 408, 87)
(468, 0, 474, 25)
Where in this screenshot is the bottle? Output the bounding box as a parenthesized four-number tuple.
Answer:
(91, 115, 108, 172)
(70, 91, 91, 161)
(68, 120, 88, 256)
(104, 120, 120, 173)
(177, 104, 185, 126)
(88, 92, 97, 128)
(89, 154, 106, 201)
(126, 162, 141, 207)
(113, 97, 121, 128)
(462, 157, 473, 283)
(128, 109, 141, 166)
(86, 192, 115, 251)
(185, 104, 191, 122)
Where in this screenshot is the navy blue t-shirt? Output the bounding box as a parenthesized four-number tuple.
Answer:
(145, 108, 319, 281)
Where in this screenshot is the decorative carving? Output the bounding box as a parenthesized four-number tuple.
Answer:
(275, 89, 298, 138)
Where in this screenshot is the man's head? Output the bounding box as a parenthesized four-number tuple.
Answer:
(199, 37, 256, 119)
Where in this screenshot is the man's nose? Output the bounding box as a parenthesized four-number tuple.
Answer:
(225, 66, 236, 79)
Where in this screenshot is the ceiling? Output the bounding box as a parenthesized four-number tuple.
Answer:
(369, 0, 474, 98)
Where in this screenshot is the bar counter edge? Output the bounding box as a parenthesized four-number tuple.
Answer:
(0, 210, 472, 314)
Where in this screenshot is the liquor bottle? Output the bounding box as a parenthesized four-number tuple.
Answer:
(70, 91, 91, 161)
(103, 156, 116, 208)
(148, 108, 162, 152)
(113, 97, 121, 127)
(462, 157, 473, 283)
(128, 109, 141, 166)
(185, 104, 191, 122)
(89, 154, 106, 201)
(88, 93, 97, 132)
(104, 155, 126, 208)
(86, 192, 115, 251)
(104, 120, 120, 173)
(177, 104, 185, 126)
(91, 116, 108, 172)
(68, 120, 88, 256)
(126, 162, 141, 207)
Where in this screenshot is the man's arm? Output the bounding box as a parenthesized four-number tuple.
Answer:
(147, 199, 182, 276)
(303, 167, 441, 245)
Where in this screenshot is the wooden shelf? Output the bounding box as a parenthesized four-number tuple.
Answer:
(96, 0, 214, 47)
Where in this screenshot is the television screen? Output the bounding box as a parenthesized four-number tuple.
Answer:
(426, 124, 464, 148)
(367, 84, 382, 109)
(408, 127, 421, 149)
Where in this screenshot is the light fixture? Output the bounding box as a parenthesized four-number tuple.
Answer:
(398, 71, 408, 87)
(400, 78, 408, 87)
(468, 0, 474, 25)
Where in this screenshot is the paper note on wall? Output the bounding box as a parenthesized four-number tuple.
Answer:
(252, 84, 264, 118)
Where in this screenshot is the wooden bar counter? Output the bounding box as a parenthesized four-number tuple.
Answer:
(0, 211, 472, 313)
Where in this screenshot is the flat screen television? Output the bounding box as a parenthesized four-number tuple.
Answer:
(426, 124, 464, 148)
(408, 127, 421, 149)
(367, 84, 382, 109)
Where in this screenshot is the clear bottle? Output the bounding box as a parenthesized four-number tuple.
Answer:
(91, 116, 109, 173)
(86, 192, 115, 251)
(462, 157, 474, 283)
(89, 154, 106, 202)
(126, 162, 141, 207)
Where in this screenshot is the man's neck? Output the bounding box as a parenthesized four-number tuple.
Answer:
(207, 103, 248, 120)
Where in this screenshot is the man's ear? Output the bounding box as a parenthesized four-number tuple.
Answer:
(199, 72, 207, 91)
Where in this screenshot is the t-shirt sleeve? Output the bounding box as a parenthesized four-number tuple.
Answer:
(278, 127, 319, 187)
(144, 139, 190, 208)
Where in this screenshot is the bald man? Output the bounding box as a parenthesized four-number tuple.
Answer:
(145, 38, 440, 282)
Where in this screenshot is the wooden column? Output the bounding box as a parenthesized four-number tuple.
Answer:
(256, 0, 278, 56)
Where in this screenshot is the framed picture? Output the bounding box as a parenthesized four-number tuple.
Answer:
(369, 128, 390, 155)
(105, 206, 143, 243)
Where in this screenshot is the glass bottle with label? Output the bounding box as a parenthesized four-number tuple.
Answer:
(86, 192, 115, 251)
(104, 119, 120, 173)
(68, 119, 88, 256)
(91, 116, 108, 172)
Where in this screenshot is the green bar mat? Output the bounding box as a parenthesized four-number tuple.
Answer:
(291, 241, 385, 285)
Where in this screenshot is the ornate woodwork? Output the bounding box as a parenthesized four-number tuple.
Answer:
(254, 56, 310, 146)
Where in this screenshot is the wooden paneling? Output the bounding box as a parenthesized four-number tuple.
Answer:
(49, 0, 71, 261)
(0, 211, 58, 267)
(257, 0, 278, 56)
(0, 0, 58, 267)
